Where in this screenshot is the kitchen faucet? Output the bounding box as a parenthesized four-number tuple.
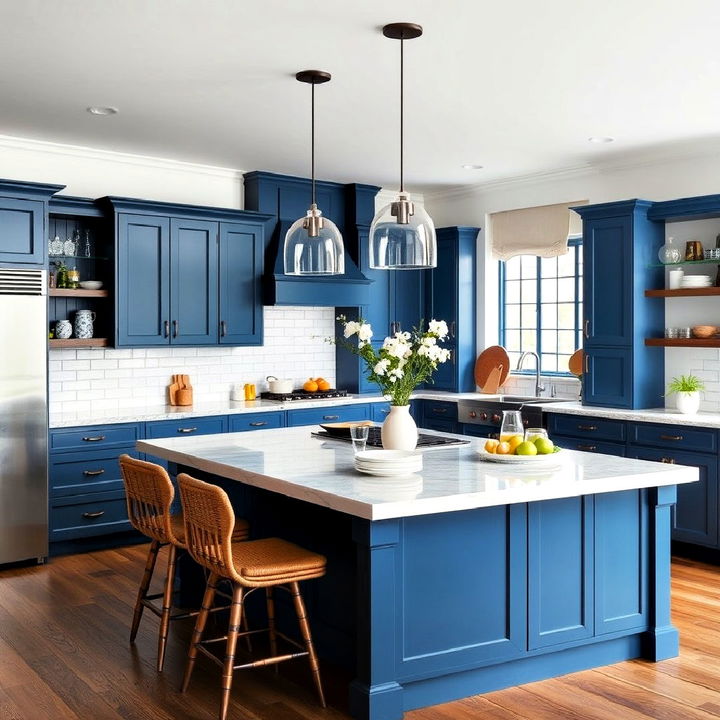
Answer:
(517, 351, 545, 397)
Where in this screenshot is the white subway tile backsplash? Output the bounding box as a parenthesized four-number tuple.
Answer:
(49, 306, 337, 418)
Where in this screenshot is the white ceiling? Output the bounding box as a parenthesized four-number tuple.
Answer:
(2, 0, 720, 192)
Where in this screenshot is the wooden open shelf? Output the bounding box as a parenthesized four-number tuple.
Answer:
(645, 287, 720, 298)
(49, 288, 109, 298)
(49, 338, 109, 348)
(645, 337, 720, 348)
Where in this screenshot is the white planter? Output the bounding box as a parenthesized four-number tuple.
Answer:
(381, 405, 418, 451)
(676, 391, 701, 415)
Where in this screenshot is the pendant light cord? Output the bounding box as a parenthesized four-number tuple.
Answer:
(400, 37, 404, 193)
(311, 82, 316, 206)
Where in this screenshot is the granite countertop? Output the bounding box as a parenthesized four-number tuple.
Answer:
(137, 427, 697, 521)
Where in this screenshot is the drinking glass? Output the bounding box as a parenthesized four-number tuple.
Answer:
(350, 424, 370, 454)
(499, 410, 524, 443)
(524, 427, 548, 443)
(83, 229, 93, 257)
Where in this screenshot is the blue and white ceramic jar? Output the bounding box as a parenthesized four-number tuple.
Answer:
(73, 309, 96, 339)
(55, 320, 72, 339)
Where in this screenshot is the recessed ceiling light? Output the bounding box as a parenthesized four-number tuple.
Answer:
(461, 164, 484, 170)
(588, 136, 614, 144)
(86, 106, 119, 116)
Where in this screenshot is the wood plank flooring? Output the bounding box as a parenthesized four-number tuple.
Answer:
(0, 547, 718, 719)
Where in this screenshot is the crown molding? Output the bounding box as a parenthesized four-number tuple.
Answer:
(0, 134, 244, 180)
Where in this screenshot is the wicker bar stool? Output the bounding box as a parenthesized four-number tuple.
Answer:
(177, 472, 327, 720)
(118, 455, 250, 671)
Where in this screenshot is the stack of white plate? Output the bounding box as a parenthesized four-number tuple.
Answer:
(354, 449, 423, 477)
(681, 275, 712, 288)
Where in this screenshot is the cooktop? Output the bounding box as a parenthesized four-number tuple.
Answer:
(261, 389, 348, 402)
(312, 427, 470, 448)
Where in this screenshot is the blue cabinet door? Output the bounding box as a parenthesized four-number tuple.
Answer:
(0, 197, 45, 265)
(170, 218, 218, 345)
(630, 446, 719, 548)
(116, 214, 170, 346)
(392, 269, 426, 333)
(583, 347, 632, 408)
(583, 215, 633, 347)
(219, 222, 263, 345)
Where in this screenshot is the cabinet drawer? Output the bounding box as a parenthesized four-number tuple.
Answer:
(628, 422, 717, 454)
(146, 415, 227, 439)
(287, 404, 370, 427)
(50, 450, 137, 497)
(422, 400, 458, 422)
(422, 418, 459, 434)
(229, 411, 285, 432)
(51, 423, 142, 453)
(50, 492, 131, 541)
(371, 402, 392, 422)
(551, 435, 626, 457)
(547, 414, 625, 443)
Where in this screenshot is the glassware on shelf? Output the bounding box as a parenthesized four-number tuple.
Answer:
(684, 240, 704, 261)
(83, 229, 92, 257)
(63, 229, 80, 256)
(56, 263, 68, 289)
(49, 235, 63, 256)
(67, 267, 80, 289)
(499, 410, 524, 442)
(667, 269, 684, 289)
(658, 236, 681, 264)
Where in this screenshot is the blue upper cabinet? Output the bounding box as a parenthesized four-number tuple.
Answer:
(425, 227, 478, 392)
(107, 197, 271, 348)
(169, 218, 218, 345)
(573, 200, 664, 409)
(116, 214, 171, 346)
(392, 269, 426, 335)
(219, 222, 263, 345)
(0, 180, 65, 266)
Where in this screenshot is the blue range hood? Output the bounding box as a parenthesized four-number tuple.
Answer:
(243, 172, 379, 307)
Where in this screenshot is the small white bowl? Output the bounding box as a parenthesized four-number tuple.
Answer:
(79, 280, 103, 290)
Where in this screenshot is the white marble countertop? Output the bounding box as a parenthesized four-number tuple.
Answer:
(137, 426, 697, 521)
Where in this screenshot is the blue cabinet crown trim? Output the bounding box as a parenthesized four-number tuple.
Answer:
(647, 194, 720, 222)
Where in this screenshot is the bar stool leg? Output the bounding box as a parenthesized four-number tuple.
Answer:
(290, 582, 326, 708)
(265, 587, 278, 671)
(182, 572, 219, 693)
(157, 543, 178, 672)
(130, 539, 160, 642)
(219, 583, 244, 720)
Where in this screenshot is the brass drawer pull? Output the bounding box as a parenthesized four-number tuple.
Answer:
(380, 408, 390, 414)
(83, 469, 105, 477)
(432, 407, 448, 414)
(249, 421, 267, 427)
(577, 444, 597, 451)
(660, 434, 683, 441)
(82, 511, 105, 519)
(177, 427, 197, 433)
(323, 415, 340, 420)
(577, 425, 597, 431)
(172, 320, 179, 338)
(661, 457, 676, 464)
(164, 320, 170, 338)
(220, 320, 227, 337)
(82, 435, 106, 442)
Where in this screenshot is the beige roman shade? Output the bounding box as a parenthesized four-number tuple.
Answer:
(489, 200, 588, 261)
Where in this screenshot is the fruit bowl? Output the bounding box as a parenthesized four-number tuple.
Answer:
(476, 447, 564, 464)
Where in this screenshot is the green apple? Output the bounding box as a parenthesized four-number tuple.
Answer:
(515, 441, 538, 456)
(534, 438, 555, 455)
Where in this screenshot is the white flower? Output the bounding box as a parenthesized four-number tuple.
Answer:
(421, 336, 436, 347)
(374, 359, 390, 376)
(438, 348, 451, 363)
(389, 367, 404, 380)
(418, 344, 429, 357)
(388, 374, 397, 383)
(358, 323, 373, 343)
(429, 319, 449, 339)
(343, 320, 360, 338)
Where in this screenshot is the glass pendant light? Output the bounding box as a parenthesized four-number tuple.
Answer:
(284, 70, 344, 276)
(369, 23, 436, 270)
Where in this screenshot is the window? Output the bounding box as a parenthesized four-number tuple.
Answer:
(499, 238, 582, 375)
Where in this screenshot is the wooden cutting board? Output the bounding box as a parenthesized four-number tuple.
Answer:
(568, 349, 584, 376)
(474, 346, 510, 391)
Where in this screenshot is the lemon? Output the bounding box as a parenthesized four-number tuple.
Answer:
(534, 438, 555, 455)
(515, 441, 538, 456)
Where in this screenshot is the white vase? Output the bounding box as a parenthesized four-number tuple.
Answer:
(676, 391, 700, 414)
(381, 405, 418, 450)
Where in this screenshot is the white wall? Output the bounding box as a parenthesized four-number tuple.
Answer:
(426, 150, 720, 410)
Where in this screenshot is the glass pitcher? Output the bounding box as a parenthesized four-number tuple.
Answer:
(500, 410, 524, 443)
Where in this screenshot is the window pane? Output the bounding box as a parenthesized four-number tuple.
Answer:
(505, 280, 520, 303)
(557, 302, 575, 329)
(541, 330, 557, 353)
(505, 329, 520, 352)
(507, 351, 522, 370)
(521, 304, 537, 327)
(541, 354, 557, 372)
(558, 277, 575, 302)
(505, 305, 520, 328)
(521, 278, 537, 303)
(505, 257, 521, 280)
(521, 255, 537, 278)
(521, 329, 537, 351)
(541, 304, 557, 329)
(540, 278, 557, 303)
(557, 250, 574, 277)
(541, 256, 557, 278)
(558, 354, 572, 372)
(558, 329, 576, 354)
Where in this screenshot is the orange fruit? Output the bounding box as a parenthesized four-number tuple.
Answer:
(303, 378, 318, 392)
(496, 441, 511, 455)
(484, 439, 499, 454)
(508, 435, 524, 453)
(317, 378, 331, 391)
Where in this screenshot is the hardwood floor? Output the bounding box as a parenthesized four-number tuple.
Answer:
(0, 547, 718, 719)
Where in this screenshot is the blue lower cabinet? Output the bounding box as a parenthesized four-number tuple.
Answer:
(422, 418, 459, 434)
(50, 422, 143, 453)
(628, 422, 717, 454)
(546, 414, 625, 444)
(144, 415, 228, 470)
(50, 489, 131, 541)
(371, 402, 392, 423)
(50, 449, 137, 497)
(460, 424, 493, 438)
(422, 399, 457, 424)
(550, 435, 626, 457)
(287, 404, 371, 427)
(229, 411, 285, 432)
(528, 496, 594, 649)
(630, 446, 719, 548)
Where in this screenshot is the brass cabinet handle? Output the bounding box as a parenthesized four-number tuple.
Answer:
(661, 457, 676, 464)
(249, 421, 267, 427)
(177, 427, 197, 433)
(584, 353, 590, 374)
(584, 319, 590, 338)
(380, 408, 390, 414)
(450, 321, 456, 339)
(172, 320, 179, 338)
(577, 444, 597, 451)
(323, 415, 340, 420)
(82, 435, 106, 442)
(164, 320, 170, 338)
(83, 469, 105, 477)
(82, 511, 105, 519)
(432, 407, 448, 414)
(660, 434, 683, 441)
(220, 320, 227, 337)
(578, 425, 598, 431)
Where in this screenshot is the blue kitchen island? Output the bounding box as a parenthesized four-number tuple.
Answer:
(138, 428, 697, 720)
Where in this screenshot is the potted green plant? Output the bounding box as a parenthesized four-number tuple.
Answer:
(666, 374, 705, 414)
(333, 317, 451, 449)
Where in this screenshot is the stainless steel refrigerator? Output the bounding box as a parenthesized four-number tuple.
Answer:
(0, 267, 48, 564)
